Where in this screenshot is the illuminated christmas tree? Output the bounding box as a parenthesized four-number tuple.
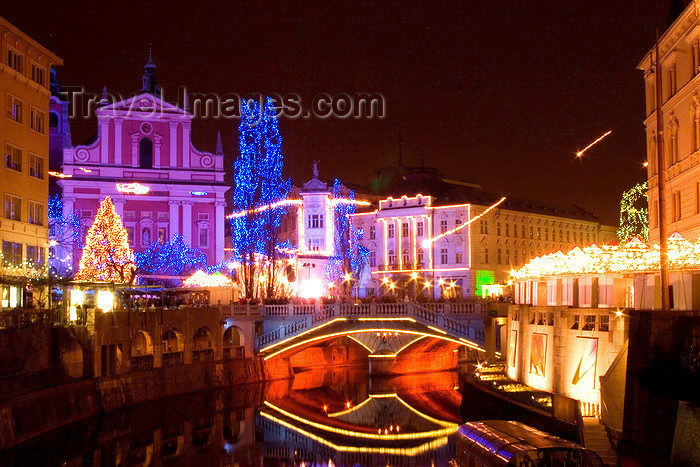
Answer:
(75, 196, 136, 282)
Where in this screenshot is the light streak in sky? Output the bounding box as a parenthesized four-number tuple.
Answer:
(576, 130, 612, 157)
(422, 197, 506, 247)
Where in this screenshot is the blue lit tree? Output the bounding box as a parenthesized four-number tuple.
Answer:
(326, 179, 369, 296)
(134, 234, 207, 282)
(48, 194, 85, 279)
(231, 97, 291, 298)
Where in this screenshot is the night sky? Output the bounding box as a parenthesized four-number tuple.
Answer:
(4, 1, 676, 225)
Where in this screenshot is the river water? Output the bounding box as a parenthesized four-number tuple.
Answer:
(3, 366, 472, 467)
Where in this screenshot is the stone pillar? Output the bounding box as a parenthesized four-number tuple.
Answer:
(131, 134, 140, 167)
(169, 121, 178, 167)
(484, 315, 497, 363)
(182, 201, 193, 247)
(169, 201, 180, 237)
(154, 134, 162, 168)
(112, 197, 125, 217)
(99, 117, 109, 164)
(114, 118, 123, 165)
(215, 201, 225, 264)
(182, 121, 191, 169)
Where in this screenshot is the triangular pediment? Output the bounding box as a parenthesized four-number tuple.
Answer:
(97, 93, 189, 117)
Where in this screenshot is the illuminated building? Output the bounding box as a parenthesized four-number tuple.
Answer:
(351, 168, 617, 299)
(276, 166, 364, 298)
(54, 51, 229, 273)
(0, 17, 62, 306)
(640, 1, 700, 242)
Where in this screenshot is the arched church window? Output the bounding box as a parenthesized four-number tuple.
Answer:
(139, 138, 153, 168)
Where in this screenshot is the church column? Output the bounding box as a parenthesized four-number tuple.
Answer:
(169, 121, 178, 167)
(114, 118, 123, 165)
(215, 201, 226, 264)
(99, 117, 109, 164)
(182, 201, 193, 247)
(131, 134, 139, 167)
(153, 135, 162, 168)
(169, 201, 180, 237)
(181, 121, 191, 169)
(112, 196, 125, 217)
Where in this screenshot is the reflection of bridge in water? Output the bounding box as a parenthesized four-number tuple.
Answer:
(256, 302, 500, 367)
(259, 368, 464, 465)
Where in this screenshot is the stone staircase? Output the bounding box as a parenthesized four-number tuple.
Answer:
(582, 417, 618, 466)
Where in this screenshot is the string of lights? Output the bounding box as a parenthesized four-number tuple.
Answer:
(423, 197, 506, 247)
(512, 232, 700, 279)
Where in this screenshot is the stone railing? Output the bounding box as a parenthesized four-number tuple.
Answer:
(254, 302, 486, 352)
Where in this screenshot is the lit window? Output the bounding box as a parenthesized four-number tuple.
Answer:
(158, 227, 167, 244)
(30, 63, 45, 86)
(29, 107, 44, 133)
(198, 226, 209, 248)
(2, 241, 22, 267)
(529, 226, 534, 239)
(571, 314, 580, 330)
(583, 315, 596, 331)
(7, 48, 23, 73)
(6, 95, 22, 123)
(4, 194, 21, 221)
(28, 201, 43, 225)
(29, 154, 44, 179)
(5, 144, 22, 172)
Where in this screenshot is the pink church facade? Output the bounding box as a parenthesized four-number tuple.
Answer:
(56, 59, 228, 273)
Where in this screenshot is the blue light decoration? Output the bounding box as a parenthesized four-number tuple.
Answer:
(135, 234, 207, 279)
(48, 194, 84, 278)
(190, 191, 208, 196)
(230, 96, 291, 297)
(326, 179, 369, 288)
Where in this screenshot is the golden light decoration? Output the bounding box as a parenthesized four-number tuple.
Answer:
(116, 182, 150, 195)
(512, 232, 700, 279)
(75, 196, 136, 282)
(183, 270, 233, 288)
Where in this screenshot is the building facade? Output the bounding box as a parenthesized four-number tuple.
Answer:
(276, 167, 616, 300)
(352, 172, 617, 300)
(54, 55, 229, 276)
(1, 16, 62, 307)
(641, 1, 700, 242)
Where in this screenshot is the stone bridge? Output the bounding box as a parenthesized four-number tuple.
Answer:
(254, 302, 500, 364)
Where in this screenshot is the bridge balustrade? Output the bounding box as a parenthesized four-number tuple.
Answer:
(255, 302, 486, 352)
